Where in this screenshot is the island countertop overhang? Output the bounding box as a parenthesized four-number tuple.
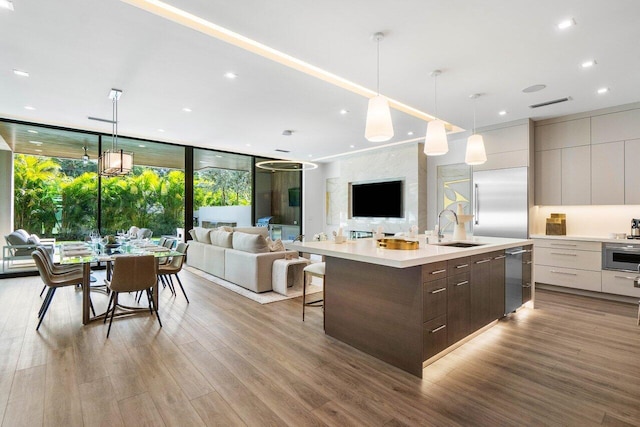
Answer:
(286, 236, 533, 268)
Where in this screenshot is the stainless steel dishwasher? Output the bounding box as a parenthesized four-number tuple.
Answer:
(505, 247, 526, 313)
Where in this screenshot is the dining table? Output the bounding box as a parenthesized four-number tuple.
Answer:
(59, 241, 183, 325)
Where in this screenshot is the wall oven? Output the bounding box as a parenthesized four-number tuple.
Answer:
(602, 243, 640, 272)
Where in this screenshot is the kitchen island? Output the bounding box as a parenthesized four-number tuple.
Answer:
(287, 236, 533, 377)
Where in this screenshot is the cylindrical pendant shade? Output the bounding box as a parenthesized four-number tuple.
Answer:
(424, 119, 448, 155)
(465, 134, 487, 165)
(365, 95, 394, 142)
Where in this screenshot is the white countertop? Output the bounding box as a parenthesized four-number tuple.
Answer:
(286, 236, 533, 268)
(530, 234, 640, 244)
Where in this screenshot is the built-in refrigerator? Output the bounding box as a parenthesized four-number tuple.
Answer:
(472, 167, 528, 239)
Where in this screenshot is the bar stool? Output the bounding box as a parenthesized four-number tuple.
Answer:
(302, 262, 325, 321)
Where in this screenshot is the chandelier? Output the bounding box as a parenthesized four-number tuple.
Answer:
(98, 89, 133, 177)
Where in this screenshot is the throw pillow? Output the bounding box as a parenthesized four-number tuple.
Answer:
(194, 227, 211, 244)
(232, 231, 269, 253)
(265, 237, 285, 252)
(188, 229, 197, 241)
(217, 226, 234, 232)
(233, 226, 269, 238)
(210, 229, 233, 248)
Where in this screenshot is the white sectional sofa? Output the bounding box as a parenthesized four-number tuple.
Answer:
(186, 226, 291, 293)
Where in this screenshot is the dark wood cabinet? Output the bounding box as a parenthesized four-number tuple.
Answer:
(447, 272, 470, 345)
(522, 245, 533, 303)
(423, 315, 447, 359)
(423, 278, 447, 322)
(470, 253, 493, 332)
(490, 251, 506, 319)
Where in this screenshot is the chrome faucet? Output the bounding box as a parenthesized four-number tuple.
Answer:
(437, 209, 459, 242)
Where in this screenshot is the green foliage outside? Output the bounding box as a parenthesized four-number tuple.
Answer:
(13, 154, 251, 240)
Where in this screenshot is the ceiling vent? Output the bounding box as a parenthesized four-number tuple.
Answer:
(529, 97, 572, 109)
(275, 149, 290, 153)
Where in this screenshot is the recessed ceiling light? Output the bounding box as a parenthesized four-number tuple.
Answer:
(499, 110, 508, 116)
(215, 155, 223, 158)
(407, 131, 414, 136)
(597, 87, 609, 94)
(157, 129, 165, 132)
(29, 140, 43, 145)
(349, 145, 355, 148)
(182, 107, 192, 112)
(24, 105, 35, 110)
(34, 149, 42, 153)
(0, 0, 14, 11)
(340, 109, 349, 115)
(27, 129, 38, 134)
(224, 72, 237, 79)
(13, 69, 29, 77)
(557, 18, 576, 30)
(308, 154, 313, 158)
(581, 60, 596, 68)
(245, 144, 251, 147)
(522, 84, 546, 93)
(138, 144, 146, 148)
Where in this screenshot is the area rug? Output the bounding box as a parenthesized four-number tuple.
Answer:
(183, 265, 322, 304)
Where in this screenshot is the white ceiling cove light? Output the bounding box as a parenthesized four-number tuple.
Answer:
(13, 69, 29, 77)
(0, 0, 14, 11)
(364, 32, 394, 143)
(224, 72, 237, 79)
(581, 60, 596, 68)
(465, 94, 487, 166)
(256, 160, 318, 171)
(424, 70, 448, 156)
(597, 87, 609, 94)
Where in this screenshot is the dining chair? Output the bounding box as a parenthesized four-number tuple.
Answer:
(158, 237, 168, 247)
(35, 246, 83, 296)
(104, 255, 161, 338)
(158, 242, 189, 303)
(32, 251, 84, 330)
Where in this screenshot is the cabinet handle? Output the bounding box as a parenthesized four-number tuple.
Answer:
(430, 325, 446, 333)
(430, 269, 447, 275)
(525, 261, 533, 265)
(508, 249, 528, 255)
(455, 280, 469, 286)
(430, 287, 447, 294)
(455, 264, 469, 269)
(550, 270, 577, 276)
(614, 275, 636, 281)
(550, 243, 577, 247)
(550, 252, 577, 256)
(493, 255, 506, 260)
(475, 259, 491, 264)
(523, 283, 532, 288)
(474, 184, 479, 225)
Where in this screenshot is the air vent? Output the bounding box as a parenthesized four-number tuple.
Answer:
(529, 97, 572, 109)
(275, 149, 290, 153)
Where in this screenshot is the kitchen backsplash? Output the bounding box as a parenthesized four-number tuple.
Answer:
(532, 205, 640, 237)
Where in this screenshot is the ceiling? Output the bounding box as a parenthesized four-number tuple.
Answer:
(1, 0, 639, 163)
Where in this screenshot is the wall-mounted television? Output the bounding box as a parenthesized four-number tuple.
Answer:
(351, 180, 403, 218)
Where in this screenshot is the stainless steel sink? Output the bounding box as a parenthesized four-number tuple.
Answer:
(436, 242, 485, 248)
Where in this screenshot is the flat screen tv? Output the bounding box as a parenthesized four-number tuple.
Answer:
(351, 180, 403, 218)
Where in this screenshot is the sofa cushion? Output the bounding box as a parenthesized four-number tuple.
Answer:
(188, 228, 197, 240)
(6, 231, 29, 245)
(217, 226, 234, 232)
(233, 227, 269, 238)
(232, 231, 269, 253)
(210, 229, 233, 248)
(27, 234, 42, 245)
(193, 227, 211, 244)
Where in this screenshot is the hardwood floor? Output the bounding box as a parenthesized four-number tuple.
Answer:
(0, 270, 638, 426)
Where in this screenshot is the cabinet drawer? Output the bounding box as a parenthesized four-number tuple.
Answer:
(423, 315, 448, 360)
(533, 239, 601, 252)
(601, 270, 640, 298)
(447, 257, 470, 275)
(423, 278, 447, 322)
(535, 265, 601, 292)
(535, 247, 601, 271)
(423, 261, 448, 283)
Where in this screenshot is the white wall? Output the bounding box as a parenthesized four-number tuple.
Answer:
(198, 205, 252, 227)
(304, 144, 427, 239)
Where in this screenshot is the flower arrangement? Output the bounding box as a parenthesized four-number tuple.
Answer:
(313, 232, 328, 241)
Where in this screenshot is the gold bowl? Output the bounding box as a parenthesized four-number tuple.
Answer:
(376, 238, 419, 250)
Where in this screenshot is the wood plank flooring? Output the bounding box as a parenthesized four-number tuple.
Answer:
(0, 270, 638, 426)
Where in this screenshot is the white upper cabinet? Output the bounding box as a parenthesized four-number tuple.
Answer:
(534, 149, 561, 205)
(625, 139, 640, 204)
(591, 141, 624, 205)
(535, 118, 590, 151)
(561, 145, 591, 205)
(591, 109, 640, 144)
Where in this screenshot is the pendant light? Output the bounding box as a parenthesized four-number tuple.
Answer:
(98, 88, 133, 177)
(424, 70, 448, 156)
(82, 145, 89, 165)
(465, 93, 487, 165)
(365, 32, 394, 142)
